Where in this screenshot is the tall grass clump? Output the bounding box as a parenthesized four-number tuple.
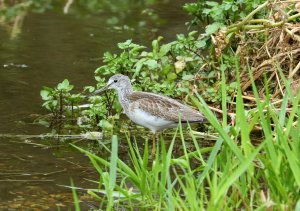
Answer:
(72, 63, 300, 210)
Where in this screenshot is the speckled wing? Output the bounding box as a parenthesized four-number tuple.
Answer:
(127, 92, 206, 123)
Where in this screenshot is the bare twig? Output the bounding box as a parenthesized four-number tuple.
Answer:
(63, 0, 74, 14)
(289, 61, 300, 78)
(284, 27, 300, 42)
(275, 70, 285, 97)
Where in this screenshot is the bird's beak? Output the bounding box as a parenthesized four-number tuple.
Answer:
(86, 82, 113, 98)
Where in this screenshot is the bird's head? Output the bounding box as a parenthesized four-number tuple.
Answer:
(87, 74, 132, 97)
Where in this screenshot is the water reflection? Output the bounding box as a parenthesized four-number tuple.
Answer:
(0, 0, 175, 40)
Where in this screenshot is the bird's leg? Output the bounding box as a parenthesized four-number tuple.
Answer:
(152, 132, 157, 157)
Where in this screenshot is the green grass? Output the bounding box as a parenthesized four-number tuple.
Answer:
(71, 66, 300, 210)
(70, 178, 80, 211)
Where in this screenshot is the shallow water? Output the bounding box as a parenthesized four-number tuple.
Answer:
(0, 1, 190, 209)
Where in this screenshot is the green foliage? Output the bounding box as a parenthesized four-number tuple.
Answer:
(71, 64, 300, 210)
(184, 0, 267, 28)
(70, 178, 81, 211)
(40, 79, 85, 131)
(41, 79, 77, 111)
(95, 33, 209, 98)
(73, 33, 217, 131)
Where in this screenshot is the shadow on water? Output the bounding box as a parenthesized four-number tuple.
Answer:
(0, 0, 191, 209)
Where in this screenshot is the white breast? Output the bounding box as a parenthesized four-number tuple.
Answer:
(126, 108, 174, 133)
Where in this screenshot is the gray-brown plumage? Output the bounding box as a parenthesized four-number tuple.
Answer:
(91, 74, 206, 133)
(127, 92, 205, 123)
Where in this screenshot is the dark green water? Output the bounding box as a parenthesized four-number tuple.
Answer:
(0, 1, 190, 209)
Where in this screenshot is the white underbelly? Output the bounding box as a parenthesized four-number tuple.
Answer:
(127, 108, 174, 133)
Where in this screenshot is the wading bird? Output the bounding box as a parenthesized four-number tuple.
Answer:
(89, 74, 206, 154)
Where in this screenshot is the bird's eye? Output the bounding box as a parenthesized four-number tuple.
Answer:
(114, 80, 118, 83)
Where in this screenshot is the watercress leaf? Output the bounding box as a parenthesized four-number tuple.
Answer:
(167, 72, 177, 81)
(118, 39, 132, 49)
(232, 5, 239, 12)
(41, 86, 53, 92)
(133, 58, 147, 78)
(147, 52, 154, 58)
(140, 51, 148, 57)
(177, 87, 189, 93)
(83, 86, 95, 92)
(95, 66, 107, 74)
(162, 64, 172, 75)
(103, 52, 114, 61)
(202, 8, 211, 15)
(159, 43, 171, 57)
(208, 71, 215, 78)
(205, 22, 222, 35)
(224, 3, 232, 10)
(175, 60, 186, 73)
(66, 84, 74, 91)
(57, 79, 70, 90)
(176, 34, 185, 41)
(52, 100, 58, 107)
(195, 40, 206, 48)
(152, 36, 163, 55)
(42, 101, 50, 108)
(220, 64, 227, 72)
(188, 31, 198, 37)
(182, 74, 195, 81)
(183, 3, 199, 14)
(160, 56, 170, 66)
(144, 59, 158, 69)
(40, 90, 50, 100)
(206, 1, 219, 7)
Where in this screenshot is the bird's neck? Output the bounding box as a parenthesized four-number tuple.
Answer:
(117, 88, 133, 112)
